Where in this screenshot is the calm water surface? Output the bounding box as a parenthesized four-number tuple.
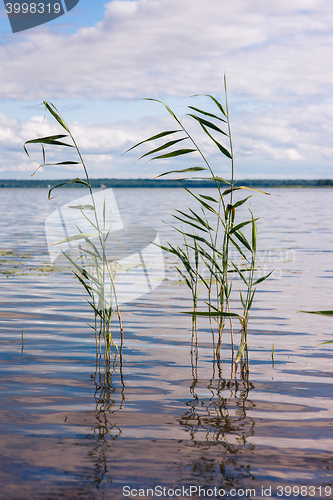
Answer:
(0, 187, 333, 499)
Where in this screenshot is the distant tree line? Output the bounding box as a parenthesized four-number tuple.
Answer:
(0, 178, 332, 188)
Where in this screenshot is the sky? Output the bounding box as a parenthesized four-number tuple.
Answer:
(0, 0, 333, 180)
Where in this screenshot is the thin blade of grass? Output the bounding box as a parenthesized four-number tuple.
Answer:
(301, 310, 333, 316)
(235, 343, 246, 367)
(175, 266, 192, 289)
(46, 161, 81, 166)
(228, 196, 252, 210)
(138, 138, 188, 160)
(232, 230, 252, 253)
(188, 208, 214, 230)
(181, 185, 219, 214)
(232, 261, 249, 286)
(197, 176, 230, 184)
(229, 218, 259, 235)
(252, 270, 274, 286)
(188, 114, 229, 136)
(48, 178, 89, 199)
(204, 95, 228, 118)
(172, 214, 208, 233)
(53, 233, 97, 245)
(152, 149, 196, 160)
(125, 130, 182, 153)
(156, 166, 207, 178)
(187, 106, 226, 123)
(43, 102, 70, 132)
(248, 289, 256, 309)
(68, 204, 95, 210)
(24, 137, 73, 148)
(198, 193, 218, 203)
(197, 122, 232, 159)
(181, 311, 239, 317)
(73, 272, 94, 298)
(223, 186, 271, 197)
(251, 212, 257, 254)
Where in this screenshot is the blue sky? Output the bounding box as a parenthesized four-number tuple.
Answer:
(0, 0, 333, 179)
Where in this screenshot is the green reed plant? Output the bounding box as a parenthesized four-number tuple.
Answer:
(128, 77, 272, 371)
(24, 102, 124, 361)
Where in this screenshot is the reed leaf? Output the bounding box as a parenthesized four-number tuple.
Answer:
(252, 270, 274, 286)
(188, 208, 214, 230)
(156, 166, 207, 178)
(198, 122, 232, 159)
(187, 114, 229, 136)
(301, 310, 333, 316)
(151, 148, 196, 160)
(204, 94, 228, 118)
(195, 245, 224, 275)
(172, 214, 209, 233)
(198, 194, 218, 203)
(228, 196, 252, 210)
(73, 272, 94, 298)
(181, 311, 239, 317)
(187, 106, 227, 122)
(248, 289, 256, 310)
(228, 236, 249, 262)
(232, 262, 249, 286)
(43, 102, 70, 132)
(181, 186, 219, 214)
(251, 213, 257, 254)
(229, 218, 258, 235)
(203, 176, 230, 184)
(175, 266, 192, 289)
(54, 233, 96, 245)
(138, 138, 188, 161)
(68, 204, 95, 210)
(222, 186, 271, 197)
(174, 209, 212, 230)
(125, 130, 182, 153)
(235, 343, 246, 364)
(48, 178, 89, 199)
(239, 290, 246, 309)
(232, 230, 252, 252)
(24, 134, 73, 150)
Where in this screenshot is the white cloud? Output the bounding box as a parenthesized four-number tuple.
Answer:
(1, 0, 333, 178)
(0, 97, 333, 178)
(0, 0, 332, 101)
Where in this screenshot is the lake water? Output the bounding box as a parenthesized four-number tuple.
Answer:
(0, 187, 333, 499)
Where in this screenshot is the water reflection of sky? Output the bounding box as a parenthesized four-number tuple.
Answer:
(0, 188, 333, 497)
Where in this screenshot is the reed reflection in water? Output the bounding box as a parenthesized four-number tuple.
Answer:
(71, 358, 258, 496)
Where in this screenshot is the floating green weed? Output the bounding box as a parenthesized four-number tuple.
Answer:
(0, 250, 14, 256)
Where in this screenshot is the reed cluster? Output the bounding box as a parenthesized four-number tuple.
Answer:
(23, 79, 272, 370)
(24, 102, 123, 361)
(129, 77, 272, 372)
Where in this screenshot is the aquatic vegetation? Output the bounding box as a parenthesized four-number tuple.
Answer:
(24, 102, 124, 361)
(129, 77, 272, 371)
